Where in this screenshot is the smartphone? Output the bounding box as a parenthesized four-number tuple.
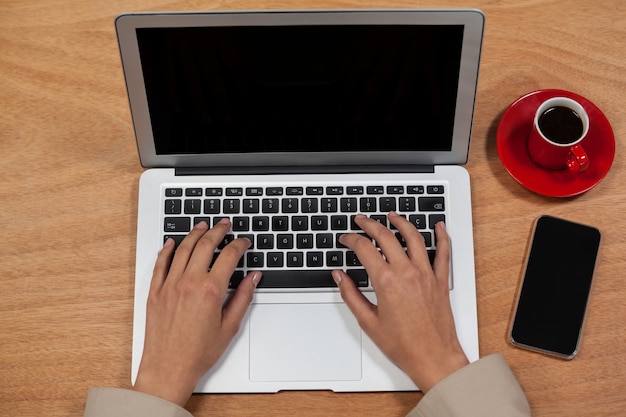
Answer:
(509, 215, 601, 359)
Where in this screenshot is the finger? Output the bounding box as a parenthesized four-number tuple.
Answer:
(150, 238, 175, 293)
(432, 222, 451, 286)
(222, 271, 262, 334)
(355, 214, 406, 264)
(208, 237, 252, 293)
(168, 221, 211, 279)
(388, 211, 430, 266)
(339, 231, 387, 278)
(186, 218, 232, 276)
(332, 270, 378, 332)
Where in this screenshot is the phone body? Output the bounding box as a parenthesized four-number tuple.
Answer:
(509, 215, 601, 359)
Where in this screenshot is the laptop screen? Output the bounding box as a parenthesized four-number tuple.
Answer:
(116, 10, 484, 168)
(136, 25, 463, 156)
(137, 25, 463, 154)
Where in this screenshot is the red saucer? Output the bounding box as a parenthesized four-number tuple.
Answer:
(497, 89, 615, 197)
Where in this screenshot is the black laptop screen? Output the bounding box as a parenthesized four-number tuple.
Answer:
(136, 25, 464, 155)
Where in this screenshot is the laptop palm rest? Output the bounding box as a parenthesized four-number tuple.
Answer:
(249, 303, 362, 382)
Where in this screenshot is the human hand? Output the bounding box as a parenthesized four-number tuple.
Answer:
(133, 219, 261, 406)
(332, 212, 468, 392)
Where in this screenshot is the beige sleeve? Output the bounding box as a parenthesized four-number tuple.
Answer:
(407, 353, 530, 417)
(84, 387, 193, 417)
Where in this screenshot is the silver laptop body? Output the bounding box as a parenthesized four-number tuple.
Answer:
(116, 8, 484, 393)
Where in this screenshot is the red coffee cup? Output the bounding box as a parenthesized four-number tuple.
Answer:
(527, 97, 590, 172)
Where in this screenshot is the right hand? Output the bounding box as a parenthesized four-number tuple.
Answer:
(332, 212, 469, 392)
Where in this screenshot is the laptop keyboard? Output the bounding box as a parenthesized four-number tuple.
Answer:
(162, 182, 447, 289)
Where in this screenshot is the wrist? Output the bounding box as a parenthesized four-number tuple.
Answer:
(133, 366, 195, 407)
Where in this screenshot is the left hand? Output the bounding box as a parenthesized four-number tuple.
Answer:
(133, 219, 261, 406)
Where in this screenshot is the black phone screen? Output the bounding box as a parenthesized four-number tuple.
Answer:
(510, 215, 601, 358)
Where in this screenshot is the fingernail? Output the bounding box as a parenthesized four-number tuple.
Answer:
(194, 221, 209, 230)
(218, 217, 230, 225)
(388, 210, 398, 217)
(163, 238, 174, 248)
(251, 271, 262, 287)
(437, 221, 446, 230)
(355, 213, 366, 220)
(331, 270, 343, 285)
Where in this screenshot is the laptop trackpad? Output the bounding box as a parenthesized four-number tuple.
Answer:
(249, 303, 362, 382)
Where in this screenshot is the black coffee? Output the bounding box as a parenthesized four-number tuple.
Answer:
(538, 106, 584, 144)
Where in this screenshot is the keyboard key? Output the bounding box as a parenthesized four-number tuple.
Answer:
(252, 216, 270, 231)
(184, 199, 202, 214)
(247, 252, 264, 268)
(370, 215, 387, 226)
(163, 235, 185, 247)
(427, 185, 445, 194)
(302, 198, 318, 213)
(261, 198, 279, 212)
(223, 199, 240, 214)
(226, 187, 243, 196)
(164, 217, 190, 232)
(409, 214, 427, 229)
(165, 188, 183, 197)
(398, 197, 416, 212)
(419, 197, 445, 211)
(287, 252, 304, 267)
(185, 188, 203, 197)
(326, 186, 343, 195)
(281, 198, 298, 213)
(243, 199, 260, 213)
(326, 251, 343, 266)
(204, 198, 220, 214)
(165, 199, 182, 214)
(340, 197, 357, 212)
(266, 187, 284, 196)
(292, 216, 308, 231)
(246, 187, 263, 196)
(306, 186, 324, 195)
(429, 214, 446, 228)
(267, 252, 284, 267)
(248, 269, 367, 288)
(311, 215, 329, 230)
(421, 232, 432, 247)
(218, 234, 235, 249)
(360, 197, 377, 212)
(387, 186, 404, 194)
(316, 233, 334, 248)
(257, 234, 274, 249)
(407, 185, 425, 194)
(296, 233, 314, 249)
(307, 252, 324, 267)
(366, 186, 384, 194)
(193, 217, 211, 226)
(232, 217, 250, 232)
(347, 186, 364, 195)
(277, 234, 294, 249)
(330, 215, 348, 230)
(272, 216, 289, 231)
(346, 251, 361, 266)
(205, 187, 223, 196)
(286, 187, 304, 195)
(321, 198, 338, 212)
(379, 197, 396, 212)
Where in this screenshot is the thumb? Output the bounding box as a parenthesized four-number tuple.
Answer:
(332, 270, 378, 331)
(222, 271, 261, 333)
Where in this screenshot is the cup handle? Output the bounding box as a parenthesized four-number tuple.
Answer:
(567, 144, 589, 173)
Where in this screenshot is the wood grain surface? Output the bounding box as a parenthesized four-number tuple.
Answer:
(1, 1, 625, 416)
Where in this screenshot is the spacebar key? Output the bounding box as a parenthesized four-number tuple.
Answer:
(256, 269, 368, 288)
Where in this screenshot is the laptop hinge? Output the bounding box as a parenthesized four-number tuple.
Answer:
(174, 165, 436, 176)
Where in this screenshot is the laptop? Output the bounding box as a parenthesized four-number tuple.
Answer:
(116, 8, 483, 393)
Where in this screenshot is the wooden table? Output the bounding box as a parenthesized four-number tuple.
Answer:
(1, 1, 625, 416)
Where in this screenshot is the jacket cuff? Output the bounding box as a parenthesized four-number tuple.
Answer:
(407, 353, 530, 417)
(84, 387, 193, 417)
